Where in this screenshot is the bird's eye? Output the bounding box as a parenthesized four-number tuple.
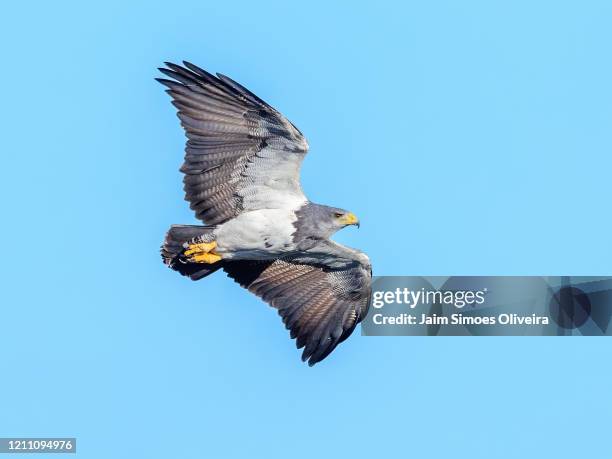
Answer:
(334, 212, 343, 218)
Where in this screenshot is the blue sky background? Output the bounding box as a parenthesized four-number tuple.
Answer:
(1, 1, 611, 457)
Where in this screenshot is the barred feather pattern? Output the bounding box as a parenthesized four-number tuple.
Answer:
(224, 254, 371, 366)
(157, 61, 309, 225)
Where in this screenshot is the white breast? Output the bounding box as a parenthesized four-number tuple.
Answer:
(214, 207, 300, 259)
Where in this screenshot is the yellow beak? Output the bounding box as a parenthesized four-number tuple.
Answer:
(339, 212, 360, 227)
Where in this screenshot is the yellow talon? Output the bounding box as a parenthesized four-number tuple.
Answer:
(184, 241, 217, 256)
(191, 252, 222, 264)
(183, 240, 221, 264)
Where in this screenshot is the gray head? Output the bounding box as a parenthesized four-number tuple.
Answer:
(294, 203, 360, 240)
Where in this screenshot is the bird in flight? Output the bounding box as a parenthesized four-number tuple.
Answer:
(157, 62, 372, 365)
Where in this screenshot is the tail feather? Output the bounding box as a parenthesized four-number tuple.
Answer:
(161, 225, 222, 280)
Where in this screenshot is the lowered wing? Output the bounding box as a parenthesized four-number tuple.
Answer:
(223, 244, 372, 366)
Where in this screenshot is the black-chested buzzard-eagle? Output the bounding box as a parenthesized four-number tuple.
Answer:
(157, 61, 372, 366)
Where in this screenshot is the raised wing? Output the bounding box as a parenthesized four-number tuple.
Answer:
(223, 246, 372, 366)
(157, 62, 309, 225)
